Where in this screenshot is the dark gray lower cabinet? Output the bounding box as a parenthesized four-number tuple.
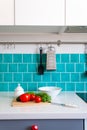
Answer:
(0, 119, 83, 130)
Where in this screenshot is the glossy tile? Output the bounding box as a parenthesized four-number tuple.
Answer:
(0, 54, 86, 92)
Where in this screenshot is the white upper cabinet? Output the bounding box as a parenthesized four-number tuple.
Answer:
(15, 0, 65, 26)
(0, 0, 14, 25)
(66, 0, 87, 25)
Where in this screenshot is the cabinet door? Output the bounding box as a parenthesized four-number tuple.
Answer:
(15, 0, 65, 26)
(0, 0, 14, 25)
(66, 0, 87, 25)
(0, 119, 83, 130)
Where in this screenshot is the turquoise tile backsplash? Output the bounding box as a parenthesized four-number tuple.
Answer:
(0, 53, 87, 92)
(70, 54, 79, 62)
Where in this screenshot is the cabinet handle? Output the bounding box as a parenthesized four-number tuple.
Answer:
(31, 125, 38, 130)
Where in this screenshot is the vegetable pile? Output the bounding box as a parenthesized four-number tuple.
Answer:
(16, 92, 51, 103)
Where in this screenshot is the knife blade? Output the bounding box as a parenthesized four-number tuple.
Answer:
(51, 102, 78, 108)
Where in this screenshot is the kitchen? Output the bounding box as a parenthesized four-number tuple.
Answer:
(0, 0, 87, 130)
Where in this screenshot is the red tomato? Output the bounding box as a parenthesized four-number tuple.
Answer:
(20, 93, 30, 102)
(30, 94, 36, 101)
(35, 96, 42, 103)
(31, 125, 38, 130)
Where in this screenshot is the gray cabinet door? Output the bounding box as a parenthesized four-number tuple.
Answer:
(0, 119, 83, 130)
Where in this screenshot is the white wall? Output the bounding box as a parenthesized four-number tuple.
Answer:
(0, 43, 85, 54)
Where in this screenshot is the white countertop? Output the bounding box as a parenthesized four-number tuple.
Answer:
(0, 92, 87, 120)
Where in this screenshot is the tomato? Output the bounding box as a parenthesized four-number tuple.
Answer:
(35, 96, 42, 103)
(20, 93, 30, 102)
(30, 94, 36, 101)
(31, 125, 38, 130)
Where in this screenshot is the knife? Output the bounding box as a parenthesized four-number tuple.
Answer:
(51, 102, 78, 108)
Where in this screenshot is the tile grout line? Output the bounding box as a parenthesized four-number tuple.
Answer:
(0, 53, 87, 92)
(32, 73, 34, 83)
(11, 73, 14, 89)
(84, 62, 86, 72)
(7, 63, 9, 72)
(70, 73, 71, 83)
(31, 54, 33, 63)
(31, 72, 33, 82)
(65, 82, 67, 91)
(65, 63, 66, 73)
(13, 73, 14, 83)
(8, 82, 9, 92)
(74, 63, 76, 72)
(74, 82, 76, 92)
(26, 64, 28, 73)
(22, 73, 23, 84)
(37, 82, 38, 91)
(12, 54, 13, 63)
(12, 72, 14, 83)
(69, 54, 70, 63)
(84, 83, 86, 92)
(60, 72, 62, 83)
(60, 54, 62, 85)
(2, 54, 4, 83)
(50, 72, 52, 82)
(17, 63, 18, 72)
(79, 54, 80, 63)
(26, 82, 28, 91)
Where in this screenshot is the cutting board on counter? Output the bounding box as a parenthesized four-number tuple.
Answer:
(11, 99, 50, 107)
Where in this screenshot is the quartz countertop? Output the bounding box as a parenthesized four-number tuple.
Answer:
(0, 92, 87, 120)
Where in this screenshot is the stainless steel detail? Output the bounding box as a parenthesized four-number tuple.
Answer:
(0, 41, 86, 45)
(46, 45, 56, 70)
(51, 102, 78, 108)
